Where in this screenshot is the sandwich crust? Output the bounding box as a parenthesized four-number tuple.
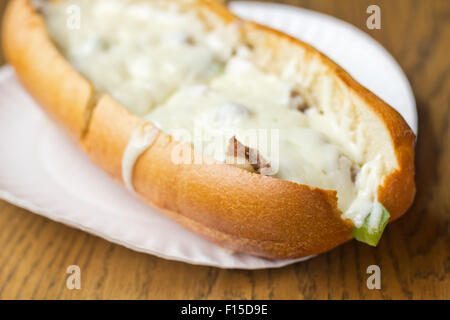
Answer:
(2, 0, 95, 141)
(3, 0, 415, 259)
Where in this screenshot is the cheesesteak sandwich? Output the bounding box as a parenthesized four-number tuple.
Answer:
(3, 0, 416, 259)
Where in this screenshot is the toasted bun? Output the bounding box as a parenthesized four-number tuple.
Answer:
(3, 0, 415, 259)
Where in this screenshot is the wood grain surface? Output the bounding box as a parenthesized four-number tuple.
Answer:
(0, 0, 449, 300)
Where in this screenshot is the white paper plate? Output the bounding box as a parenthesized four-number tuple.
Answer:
(0, 2, 417, 270)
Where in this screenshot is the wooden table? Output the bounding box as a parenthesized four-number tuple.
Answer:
(0, 0, 448, 300)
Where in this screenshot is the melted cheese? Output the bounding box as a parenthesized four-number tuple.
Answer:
(144, 55, 357, 210)
(40, 0, 387, 230)
(122, 125, 159, 193)
(39, 0, 239, 116)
